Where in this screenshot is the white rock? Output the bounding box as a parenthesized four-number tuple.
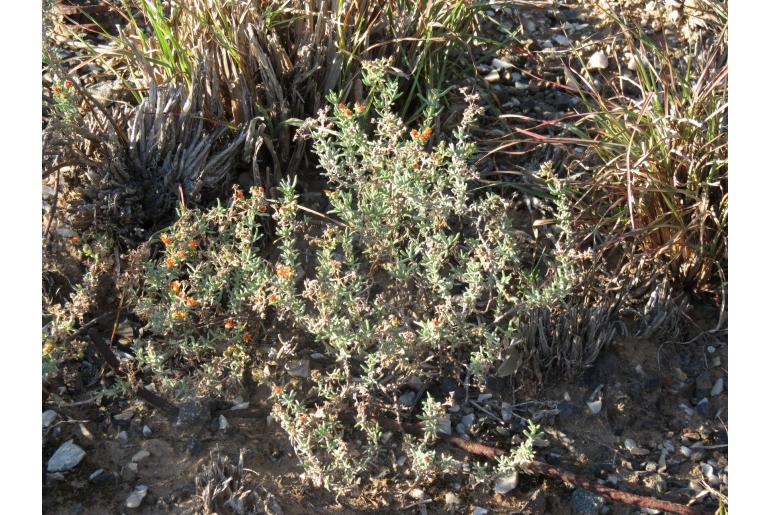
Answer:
(494, 472, 519, 494)
(56, 227, 77, 238)
(478, 393, 493, 402)
(47, 440, 86, 472)
(42, 410, 58, 428)
(492, 58, 514, 69)
(445, 492, 461, 506)
(125, 485, 148, 508)
(680, 445, 693, 458)
(710, 378, 724, 396)
(473, 508, 488, 515)
(131, 450, 150, 462)
(409, 488, 426, 500)
(668, 9, 680, 22)
(624, 438, 650, 456)
(219, 415, 230, 431)
(514, 81, 529, 90)
(142, 425, 152, 437)
(501, 402, 513, 422)
(587, 399, 602, 414)
(553, 34, 570, 46)
(231, 401, 250, 410)
(484, 71, 500, 83)
(587, 51, 609, 70)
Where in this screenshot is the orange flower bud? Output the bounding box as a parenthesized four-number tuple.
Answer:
(276, 265, 293, 279)
(170, 280, 182, 294)
(160, 233, 172, 246)
(410, 129, 419, 138)
(257, 185, 265, 194)
(176, 249, 187, 260)
(185, 297, 198, 307)
(242, 332, 252, 343)
(64, 80, 73, 88)
(164, 257, 176, 268)
(234, 190, 244, 200)
(188, 239, 198, 249)
(224, 318, 235, 329)
(171, 309, 187, 321)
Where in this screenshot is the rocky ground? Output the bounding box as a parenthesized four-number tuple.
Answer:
(43, 1, 727, 513)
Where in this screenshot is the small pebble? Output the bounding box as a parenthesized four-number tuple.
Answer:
(131, 450, 150, 462)
(42, 410, 58, 428)
(142, 425, 152, 438)
(114, 409, 135, 422)
(462, 414, 475, 427)
(445, 492, 461, 506)
(492, 58, 514, 69)
(126, 485, 148, 509)
(680, 445, 693, 458)
(624, 438, 650, 456)
(473, 508, 488, 515)
(47, 440, 86, 473)
(409, 488, 426, 500)
(483, 71, 500, 83)
(117, 431, 128, 447)
(553, 34, 570, 46)
(587, 399, 602, 414)
(231, 402, 250, 410)
(478, 393, 493, 402)
(587, 51, 609, 70)
(219, 415, 230, 431)
(494, 472, 518, 494)
(710, 378, 724, 396)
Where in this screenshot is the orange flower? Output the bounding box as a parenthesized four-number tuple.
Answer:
(64, 79, 73, 88)
(224, 318, 235, 329)
(70, 235, 81, 244)
(160, 233, 172, 246)
(171, 310, 187, 321)
(354, 102, 366, 113)
(176, 249, 187, 260)
(185, 297, 198, 307)
(297, 413, 307, 424)
(410, 129, 419, 138)
(164, 257, 176, 268)
(276, 265, 293, 279)
(188, 239, 198, 249)
(420, 127, 433, 142)
(257, 185, 265, 194)
(242, 332, 252, 343)
(258, 205, 267, 213)
(52, 85, 61, 94)
(272, 385, 283, 395)
(338, 102, 346, 110)
(234, 189, 244, 201)
(170, 280, 182, 294)
(412, 161, 419, 169)
(267, 293, 278, 303)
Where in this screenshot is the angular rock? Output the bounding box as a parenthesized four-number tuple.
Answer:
(710, 377, 724, 396)
(142, 425, 152, 438)
(47, 440, 86, 473)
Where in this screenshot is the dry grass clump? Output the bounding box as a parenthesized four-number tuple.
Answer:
(569, 15, 727, 291)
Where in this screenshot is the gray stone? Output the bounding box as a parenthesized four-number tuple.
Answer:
(473, 508, 488, 515)
(553, 34, 570, 46)
(176, 399, 210, 427)
(142, 425, 152, 438)
(587, 399, 602, 414)
(571, 488, 604, 515)
(42, 410, 58, 428)
(47, 440, 86, 472)
(219, 415, 231, 431)
(484, 71, 500, 83)
(126, 484, 148, 508)
(494, 472, 519, 494)
(399, 391, 416, 407)
(287, 359, 310, 378)
(710, 377, 724, 396)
